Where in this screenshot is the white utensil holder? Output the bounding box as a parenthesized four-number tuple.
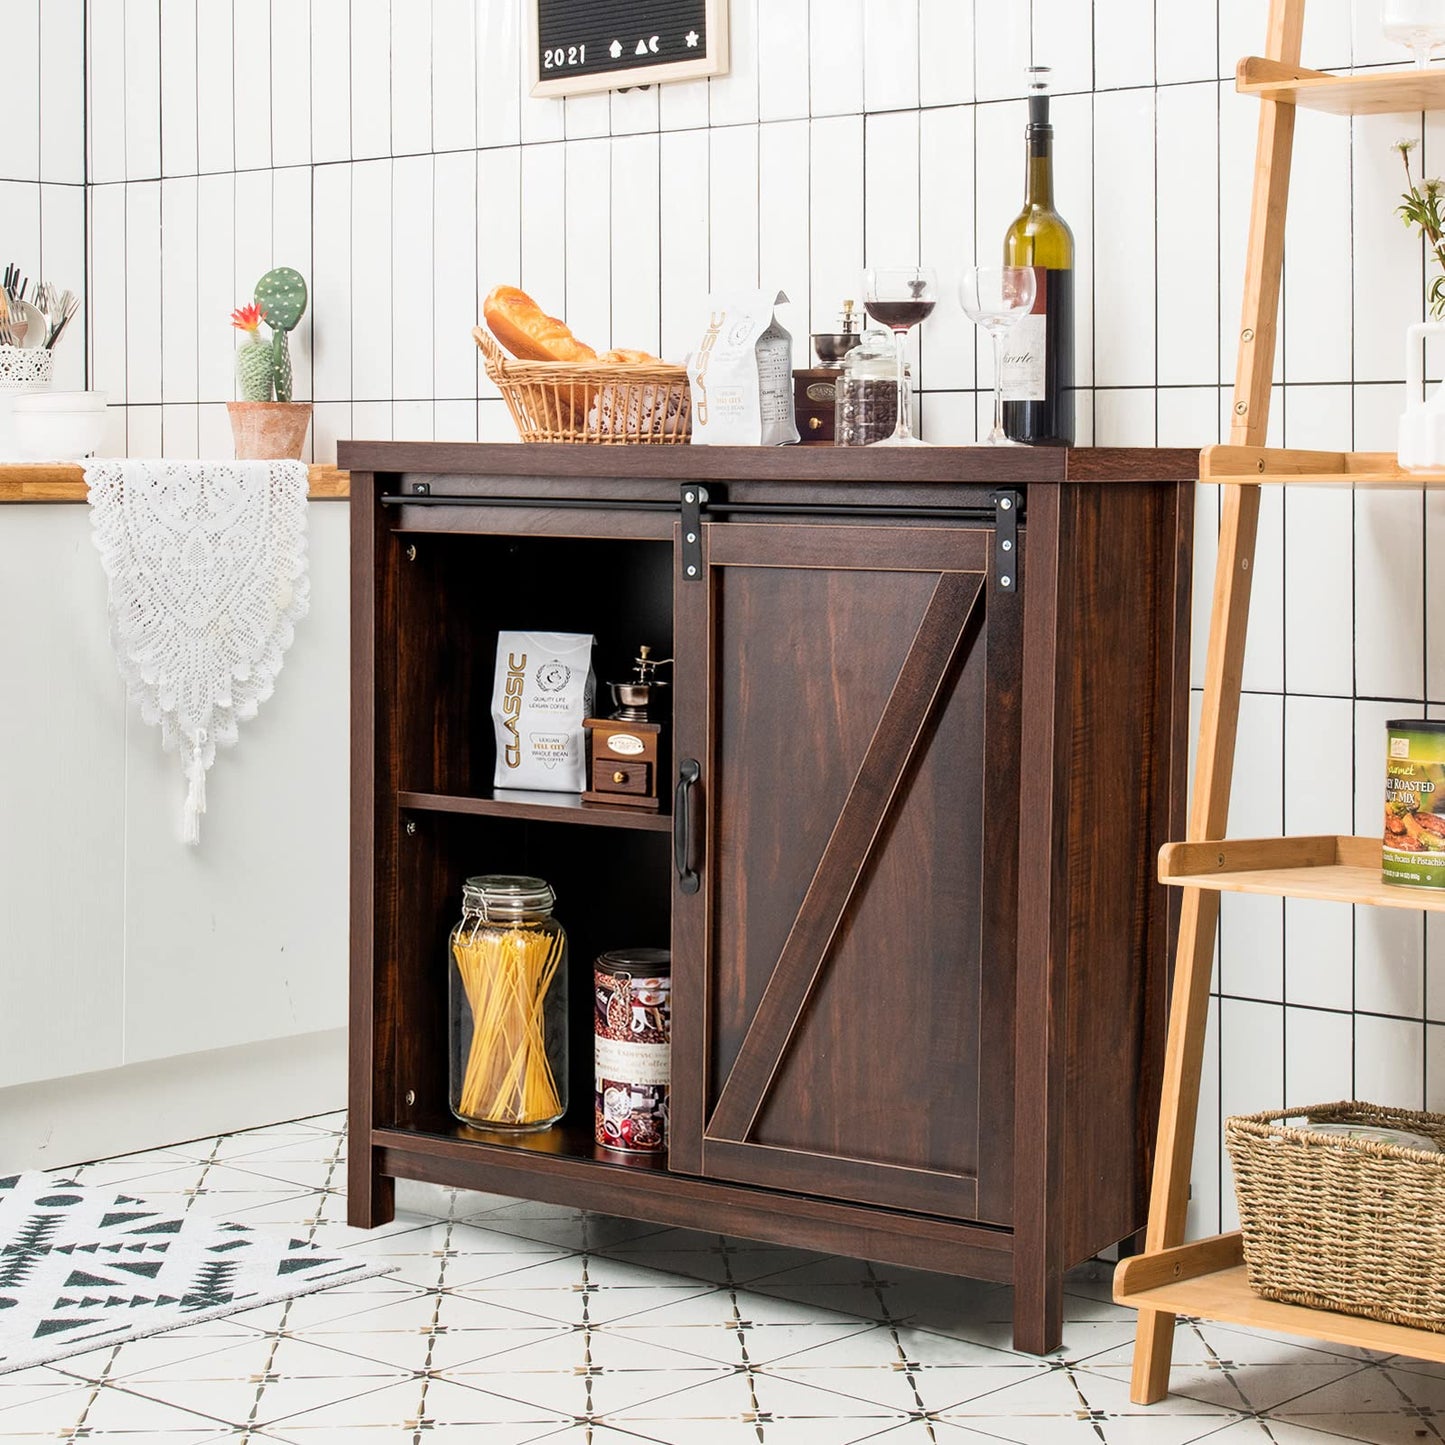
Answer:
(0, 345, 54, 460)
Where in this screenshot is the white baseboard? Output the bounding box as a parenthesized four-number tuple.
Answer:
(0, 1029, 347, 1172)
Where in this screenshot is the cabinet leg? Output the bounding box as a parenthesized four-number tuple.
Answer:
(346, 1147, 394, 1229)
(1011, 1263, 1062, 1356)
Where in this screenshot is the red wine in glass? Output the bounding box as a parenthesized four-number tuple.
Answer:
(864, 299, 937, 330)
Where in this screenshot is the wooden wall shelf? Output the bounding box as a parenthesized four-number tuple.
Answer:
(1202, 446, 1445, 487)
(0, 462, 350, 503)
(1238, 55, 1445, 114)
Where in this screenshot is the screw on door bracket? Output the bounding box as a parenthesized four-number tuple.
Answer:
(681, 484, 708, 580)
(405, 819, 417, 836)
(991, 490, 1022, 596)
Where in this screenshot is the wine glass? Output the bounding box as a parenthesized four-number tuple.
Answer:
(862, 266, 937, 446)
(1384, 0, 1445, 67)
(960, 265, 1038, 446)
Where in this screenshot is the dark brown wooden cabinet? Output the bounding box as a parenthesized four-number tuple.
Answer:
(340, 441, 1195, 1355)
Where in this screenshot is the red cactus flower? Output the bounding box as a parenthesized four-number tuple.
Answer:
(230, 303, 267, 332)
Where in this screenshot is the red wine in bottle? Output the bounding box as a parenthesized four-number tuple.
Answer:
(1000, 68, 1075, 445)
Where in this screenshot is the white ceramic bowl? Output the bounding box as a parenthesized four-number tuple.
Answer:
(11, 390, 110, 460)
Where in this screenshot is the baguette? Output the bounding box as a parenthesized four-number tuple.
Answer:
(483, 284, 597, 363)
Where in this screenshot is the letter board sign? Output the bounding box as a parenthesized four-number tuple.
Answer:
(529, 0, 729, 98)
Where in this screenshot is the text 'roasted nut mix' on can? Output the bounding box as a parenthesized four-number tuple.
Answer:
(1384, 719, 1445, 889)
(594, 949, 671, 1154)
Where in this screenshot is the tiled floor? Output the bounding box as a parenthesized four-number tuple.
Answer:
(3, 1115, 1442, 1443)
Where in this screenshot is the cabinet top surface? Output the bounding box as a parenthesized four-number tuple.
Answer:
(336, 441, 1198, 486)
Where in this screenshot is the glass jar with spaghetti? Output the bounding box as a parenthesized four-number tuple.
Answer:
(448, 875, 568, 1132)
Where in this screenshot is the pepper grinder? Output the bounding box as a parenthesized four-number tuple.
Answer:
(583, 645, 672, 810)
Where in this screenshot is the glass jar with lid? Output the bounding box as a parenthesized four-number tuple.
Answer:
(835, 330, 910, 446)
(448, 874, 568, 1131)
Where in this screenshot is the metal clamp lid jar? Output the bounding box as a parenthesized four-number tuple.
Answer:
(835, 330, 908, 446)
(448, 874, 568, 1132)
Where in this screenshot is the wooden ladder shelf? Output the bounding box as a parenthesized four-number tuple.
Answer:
(1116, 0, 1445, 1402)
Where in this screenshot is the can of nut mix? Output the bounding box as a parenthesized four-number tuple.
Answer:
(594, 949, 671, 1153)
(1383, 719, 1445, 888)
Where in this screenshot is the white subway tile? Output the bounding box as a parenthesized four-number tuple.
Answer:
(231, 0, 272, 173)
(433, 150, 479, 400)
(1282, 114, 1350, 386)
(1032, 0, 1092, 98)
(1187, 995, 1222, 1240)
(710, 0, 759, 127)
(41, 0, 86, 185)
(758, 0, 809, 122)
(478, 0, 523, 146)
(919, 0, 972, 109)
(1157, 387, 1218, 448)
(1219, 998, 1285, 1125)
(659, 129, 709, 364)
(311, 400, 352, 463)
(39, 184, 87, 391)
(1285, 1007, 1353, 1108)
(1355, 114, 1424, 384)
(863, 0, 919, 114)
(1429, 491, 1445, 702)
(311, 161, 352, 403)
(610, 86, 660, 136)
(393, 399, 434, 440)
(1284, 694, 1355, 835)
(352, 400, 394, 439)
(1093, 0, 1153, 91)
(611, 134, 662, 356)
(310, 0, 351, 164)
(920, 105, 975, 395)
(89, 2, 127, 184)
(1093, 88, 1155, 388)
(564, 92, 611, 141)
(351, 159, 393, 401)
(1356, 1013, 1425, 1110)
(519, 23, 564, 144)
(198, 402, 231, 458)
(1052, 91, 1092, 391)
(519, 142, 566, 319)
(233, 169, 274, 319)
(477, 146, 522, 393)
(1357, 907, 1426, 1023)
(195, 173, 237, 402)
(1240, 485, 1285, 695)
(433, 399, 477, 442)
(391, 0, 433, 156)
(1285, 900, 1354, 1014)
(973, 0, 1029, 104)
(161, 178, 199, 404)
(125, 0, 161, 179)
(1281, 446, 1353, 698)
(809, 117, 864, 350)
(478, 397, 516, 440)
(392, 155, 435, 400)
(432, 0, 477, 153)
(865, 111, 920, 268)
(1157, 0, 1217, 86)
(126, 182, 163, 405)
(271, 0, 312, 169)
(1429, 1025, 1445, 1110)
(1094, 389, 1156, 445)
(196, 0, 236, 175)
(1189, 484, 1219, 692)
(1355, 489, 1425, 701)
(350, 0, 392, 160)
(272, 165, 313, 402)
(918, 392, 975, 446)
(125, 404, 162, 458)
(708, 125, 759, 294)
(759, 121, 811, 370)
(660, 79, 710, 131)
(809, 0, 863, 117)
(159, 0, 198, 178)
(564, 137, 612, 346)
(0, 185, 39, 298)
(161, 403, 199, 458)
(1157, 84, 1219, 387)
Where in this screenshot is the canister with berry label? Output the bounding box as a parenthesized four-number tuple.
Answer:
(594, 949, 671, 1153)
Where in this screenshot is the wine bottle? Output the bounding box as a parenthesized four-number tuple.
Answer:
(1000, 68, 1075, 445)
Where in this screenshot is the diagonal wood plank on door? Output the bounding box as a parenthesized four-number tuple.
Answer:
(705, 568, 985, 1144)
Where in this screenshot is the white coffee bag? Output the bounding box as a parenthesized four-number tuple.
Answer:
(492, 631, 596, 792)
(687, 291, 800, 446)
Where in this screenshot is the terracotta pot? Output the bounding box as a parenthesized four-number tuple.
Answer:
(227, 401, 312, 461)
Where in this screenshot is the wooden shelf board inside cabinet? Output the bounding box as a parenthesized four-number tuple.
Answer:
(1202, 446, 1445, 487)
(0, 462, 350, 502)
(377, 1119, 673, 1174)
(1158, 835, 1445, 909)
(398, 788, 672, 834)
(1115, 1232, 1445, 1363)
(1237, 55, 1445, 114)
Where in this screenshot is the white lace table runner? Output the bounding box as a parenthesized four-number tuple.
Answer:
(85, 460, 311, 844)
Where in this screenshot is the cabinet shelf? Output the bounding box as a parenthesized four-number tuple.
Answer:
(1237, 56, 1445, 115)
(398, 788, 671, 833)
(1158, 835, 1445, 910)
(1115, 1233, 1445, 1362)
(1202, 446, 1445, 488)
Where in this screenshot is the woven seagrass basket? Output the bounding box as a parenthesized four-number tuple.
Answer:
(474, 327, 691, 444)
(1226, 1101, 1445, 1331)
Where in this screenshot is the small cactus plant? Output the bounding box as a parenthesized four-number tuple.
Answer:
(231, 303, 273, 402)
(253, 267, 308, 403)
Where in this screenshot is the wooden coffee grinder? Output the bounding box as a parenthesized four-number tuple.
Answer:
(583, 645, 671, 811)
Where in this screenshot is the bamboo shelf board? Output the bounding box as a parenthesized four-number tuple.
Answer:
(0, 463, 349, 502)
(1238, 56, 1445, 114)
(1159, 834, 1445, 909)
(1115, 1234, 1445, 1363)
(1202, 446, 1445, 488)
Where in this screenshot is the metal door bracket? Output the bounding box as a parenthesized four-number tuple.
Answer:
(681, 484, 708, 581)
(991, 490, 1021, 597)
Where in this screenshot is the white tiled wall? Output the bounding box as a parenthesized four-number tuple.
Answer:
(10, 0, 1445, 1242)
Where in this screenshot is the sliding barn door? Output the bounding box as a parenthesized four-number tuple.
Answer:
(670, 521, 1021, 1224)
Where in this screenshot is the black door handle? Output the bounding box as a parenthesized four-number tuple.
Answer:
(674, 759, 701, 895)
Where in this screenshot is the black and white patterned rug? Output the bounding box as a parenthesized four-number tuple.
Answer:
(0, 1171, 389, 1374)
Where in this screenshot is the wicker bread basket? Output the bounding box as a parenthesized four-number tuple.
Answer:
(1226, 1101, 1445, 1331)
(474, 327, 691, 444)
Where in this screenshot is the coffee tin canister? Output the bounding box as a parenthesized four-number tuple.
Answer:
(594, 949, 671, 1153)
(1383, 719, 1445, 888)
